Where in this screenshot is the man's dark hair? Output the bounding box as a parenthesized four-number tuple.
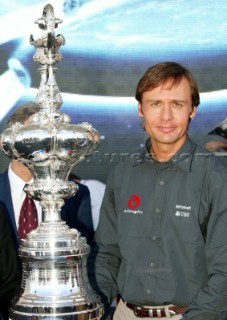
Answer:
(7, 102, 40, 127)
(135, 62, 200, 107)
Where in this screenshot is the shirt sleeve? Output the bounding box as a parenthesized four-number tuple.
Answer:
(87, 168, 121, 309)
(183, 172, 227, 320)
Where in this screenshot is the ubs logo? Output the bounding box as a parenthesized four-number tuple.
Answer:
(127, 195, 141, 209)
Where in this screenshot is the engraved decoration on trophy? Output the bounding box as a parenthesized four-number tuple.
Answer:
(0, 4, 103, 319)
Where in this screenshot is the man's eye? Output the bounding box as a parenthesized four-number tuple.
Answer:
(172, 102, 183, 109)
(150, 102, 161, 108)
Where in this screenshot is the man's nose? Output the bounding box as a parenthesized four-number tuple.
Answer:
(160, 104, 174, 120)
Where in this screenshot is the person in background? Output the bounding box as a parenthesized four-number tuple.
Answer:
(69, 173, 106, 230)
(0, 102, 94, 249)
(205, 140, 227, 152)
(88, 62, 227, 320)
(0, 202, 21, 320)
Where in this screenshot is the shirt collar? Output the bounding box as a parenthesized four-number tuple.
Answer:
(171, 137, 196, 172)
(138, 136, 195, 173)
(8, 163, 26, 196)
(8, 163, 33, 197)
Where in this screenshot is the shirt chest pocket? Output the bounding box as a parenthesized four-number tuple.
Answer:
(164, 197, 205, 244)
(117, 195, 157, 238)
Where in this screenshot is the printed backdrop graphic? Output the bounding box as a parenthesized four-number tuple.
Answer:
(0, 0, 227, 181)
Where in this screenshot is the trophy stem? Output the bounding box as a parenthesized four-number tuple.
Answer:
(41, 202, 63, 222)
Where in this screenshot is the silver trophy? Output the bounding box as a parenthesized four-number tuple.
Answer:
(0, 4, 103, 320)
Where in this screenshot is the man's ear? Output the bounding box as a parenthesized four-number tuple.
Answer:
(189, 106, 196, 119)
(138, 103, 143, 117)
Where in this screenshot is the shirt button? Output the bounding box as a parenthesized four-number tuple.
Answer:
(150, 262, 155, 267)
(147, 289, 151, 294)
(152, 236, 157, 241)
(160, 180, 164, 186)
(155, 208, 160, 213)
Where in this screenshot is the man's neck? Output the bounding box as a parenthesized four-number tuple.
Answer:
(150, 139, 186, 162)
(150, 146, 174, 162)
(10, 160, 33, 182)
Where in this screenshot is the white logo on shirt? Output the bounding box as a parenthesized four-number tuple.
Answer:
(175, 204, 191, 218)
(123, 209, 143, 215)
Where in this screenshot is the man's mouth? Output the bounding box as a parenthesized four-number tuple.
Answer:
(157, 126, 176, 133)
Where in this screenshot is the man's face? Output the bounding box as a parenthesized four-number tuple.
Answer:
(138, 77, 196, 152)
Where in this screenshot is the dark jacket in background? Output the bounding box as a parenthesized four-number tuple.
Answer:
(0, 202, 21, 320)
(0, 169, 95, 249)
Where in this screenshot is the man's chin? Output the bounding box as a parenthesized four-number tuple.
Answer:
(150, 134, 186, 146)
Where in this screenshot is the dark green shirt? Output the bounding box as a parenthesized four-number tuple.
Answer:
(88, 137, 227, 320)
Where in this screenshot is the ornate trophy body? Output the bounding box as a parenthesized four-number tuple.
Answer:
(0, 4, 103, 320)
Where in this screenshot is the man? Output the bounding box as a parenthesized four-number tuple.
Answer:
(0, 202, 21, 320)
(0, 102, 94, 249)
(88, 62, 227, 320)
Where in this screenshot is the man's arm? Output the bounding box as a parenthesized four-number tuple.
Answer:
(183, 173, 227, 320)
(87, 169, 121, 310)
(205, 140, 227, 152)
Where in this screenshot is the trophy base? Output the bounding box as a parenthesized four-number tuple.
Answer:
(9, 226, 104, 320)
(10, 302, 103, 319)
